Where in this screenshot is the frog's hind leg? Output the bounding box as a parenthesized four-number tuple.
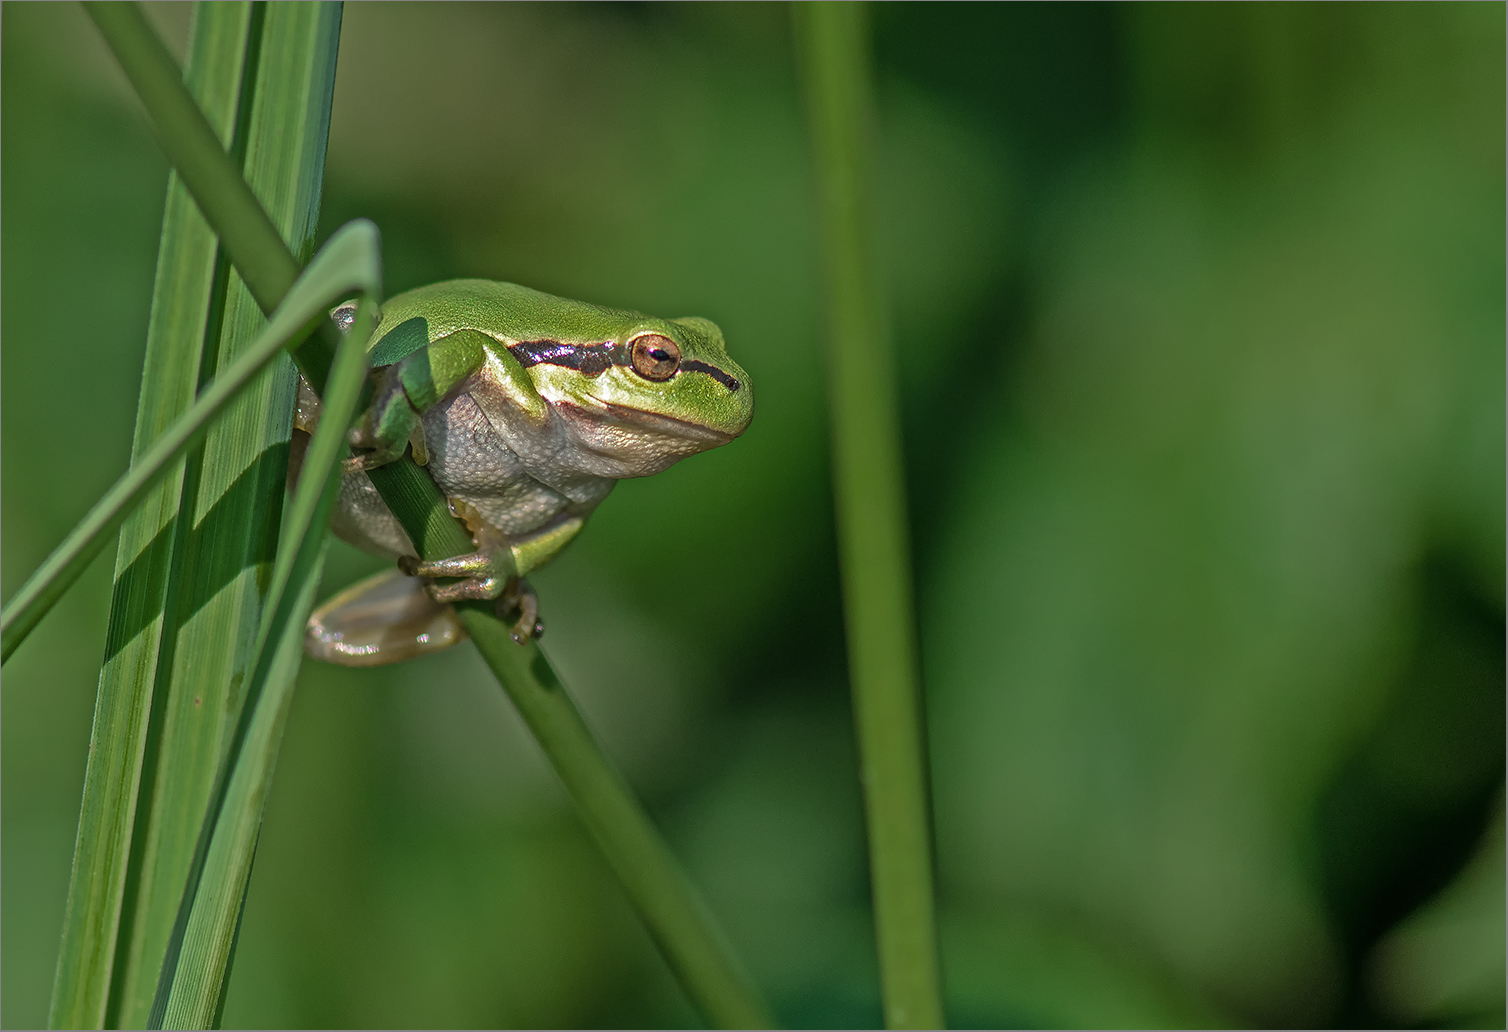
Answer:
(305, 568, 467, 666)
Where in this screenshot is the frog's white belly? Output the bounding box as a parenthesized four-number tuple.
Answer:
(330, 390, 613, 560)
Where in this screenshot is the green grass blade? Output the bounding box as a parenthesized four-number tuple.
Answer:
(107, 10, 346, 1021)
(151, 293, 376, 1030)
(92, 7, 773, 1026)
(46, 7, 259, 1025)
(794, 4, 945, 1028)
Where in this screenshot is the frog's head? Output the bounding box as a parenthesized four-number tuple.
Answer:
(515, 314, 754, 478)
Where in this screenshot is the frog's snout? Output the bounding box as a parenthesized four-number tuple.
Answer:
(705, 369, 754, 440)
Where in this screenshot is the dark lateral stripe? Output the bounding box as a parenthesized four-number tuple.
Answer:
(507, 338, 741, 392)
(508, 339, 615, 376)
(681, 359, 741, 392)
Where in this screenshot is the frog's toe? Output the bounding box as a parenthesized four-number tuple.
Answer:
(425, 574, 508, 603)
(305, 568, 466, 666)
(496, 577, 542, 644)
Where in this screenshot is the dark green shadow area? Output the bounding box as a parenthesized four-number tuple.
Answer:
(103, 441, 290, 664)
(368, 316, 428, 368)
(1316, 549, 1507, 1028)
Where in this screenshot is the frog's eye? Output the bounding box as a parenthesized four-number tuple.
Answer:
(629, 334, 681, 381)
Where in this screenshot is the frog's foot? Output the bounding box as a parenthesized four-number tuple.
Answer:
(396, 550, 514, 619)
(344, 418, 430, 473)
(423, 574, 509, 605)
(396, 521, 541, 643)
(305, 568, 467, 666)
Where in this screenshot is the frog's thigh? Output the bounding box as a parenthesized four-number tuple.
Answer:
(305, 568, 466, 666)
(349, 330, 493, 471)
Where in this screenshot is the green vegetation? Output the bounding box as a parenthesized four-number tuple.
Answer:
(4, 3, 1502, 1030)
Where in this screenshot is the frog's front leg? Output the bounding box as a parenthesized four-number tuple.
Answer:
(345, 329, 491, 473)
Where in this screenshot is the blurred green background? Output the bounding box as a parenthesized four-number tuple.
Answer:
(3, 2, 1503, 1028)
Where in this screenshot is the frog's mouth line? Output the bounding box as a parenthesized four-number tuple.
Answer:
(555, 400, 737, 444)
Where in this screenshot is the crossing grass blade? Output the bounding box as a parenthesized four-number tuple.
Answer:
(7, 215, 379, 664)
(0, 233, 335, 665)
(46, 8, 261, 1026)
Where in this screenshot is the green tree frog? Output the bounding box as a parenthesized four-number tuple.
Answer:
(298, 279, 752, 666)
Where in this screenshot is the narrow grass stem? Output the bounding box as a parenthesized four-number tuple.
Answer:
(794, 4, 946, 1028)
(464, 609, 771, 1030)
(88, 5, 773, 1026)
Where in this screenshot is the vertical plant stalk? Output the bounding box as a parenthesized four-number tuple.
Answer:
(85, 4, 772, 1027)
(49, 7, 259, 1027)
(114, 5, 344, 1026)
(794, 3, 945, 1028)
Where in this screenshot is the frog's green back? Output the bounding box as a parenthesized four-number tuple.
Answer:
(375, 280, 650, 353)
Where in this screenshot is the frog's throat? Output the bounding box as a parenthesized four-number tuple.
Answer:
(507, 338, 742, 393)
